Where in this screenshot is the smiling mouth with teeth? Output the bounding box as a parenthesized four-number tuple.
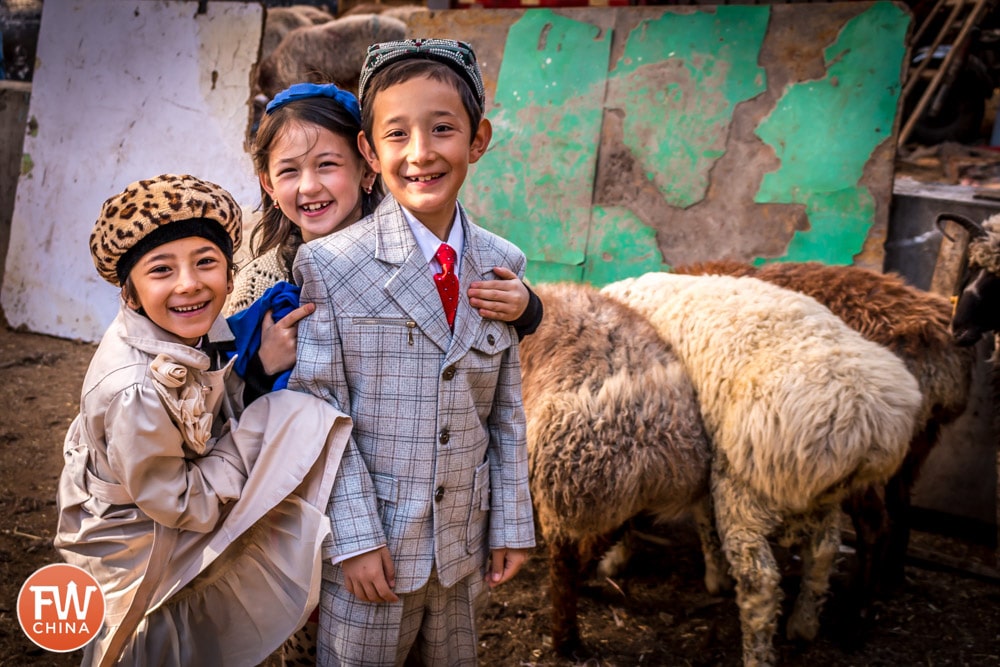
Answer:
(301, 202, 329, 211)
(172, 302, 207, 313)
(409, 175, 440, 182)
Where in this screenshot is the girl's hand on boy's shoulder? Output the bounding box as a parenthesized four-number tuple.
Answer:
(468, 266, 528, 322)
(486, 547, 531, 588)
(258, 302, 315, 375)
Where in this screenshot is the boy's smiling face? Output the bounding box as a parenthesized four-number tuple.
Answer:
(359, 73, 491, 238)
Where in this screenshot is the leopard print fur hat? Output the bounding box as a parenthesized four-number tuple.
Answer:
(91, 174, 242, 286)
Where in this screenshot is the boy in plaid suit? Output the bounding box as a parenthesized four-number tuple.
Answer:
(289, 39, 536, 665)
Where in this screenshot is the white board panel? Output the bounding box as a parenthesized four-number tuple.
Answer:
(1, 0, 262, 342)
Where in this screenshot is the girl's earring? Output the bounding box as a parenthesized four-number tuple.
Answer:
(274, 201, 280, 210)
(364, 185, 372, 195)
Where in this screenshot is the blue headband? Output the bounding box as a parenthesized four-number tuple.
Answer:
(265, 82, 362, 124)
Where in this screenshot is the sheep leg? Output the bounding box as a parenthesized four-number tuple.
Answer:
(844, 484, 889, 623)
(691, 494, 732, 595)
(786, 507, 841, 643)
(882, 422, 938, 593)
(713, 471, 781, 667)
(596, 522, 635, 579)
(883, 467, 913, 591)
(548, 536, 585, 657)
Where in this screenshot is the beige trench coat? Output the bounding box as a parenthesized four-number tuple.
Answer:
(55, 303, 352, 666)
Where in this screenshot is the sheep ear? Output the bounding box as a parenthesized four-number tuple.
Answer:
(935, 212, 986, 242)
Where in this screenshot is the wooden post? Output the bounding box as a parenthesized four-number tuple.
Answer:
(929, 217, 971, 299)
(0, 80, 32, 306)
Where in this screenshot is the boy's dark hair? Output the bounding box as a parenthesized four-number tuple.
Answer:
(251, 95, 384, 273)
(360, 59, 484, 153)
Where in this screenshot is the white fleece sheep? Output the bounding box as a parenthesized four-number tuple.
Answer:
(673, 260, 973, 602)
(602, 273, 922, 667)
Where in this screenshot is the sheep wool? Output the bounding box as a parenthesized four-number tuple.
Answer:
(255, 13, 408, 99)
(967, 214, 1000, 276)
(951, 213, 1000, 363)
(604, 273, 921, 511)
(518, 282, 727, 655)
(674, 260, 974, 596)
(603, 272, 923, 667)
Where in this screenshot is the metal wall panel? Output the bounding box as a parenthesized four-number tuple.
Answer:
(410, 3, 910, 284)
(1, 0, 263, 342)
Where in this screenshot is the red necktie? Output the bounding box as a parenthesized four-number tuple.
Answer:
(434, 243, 459, 330)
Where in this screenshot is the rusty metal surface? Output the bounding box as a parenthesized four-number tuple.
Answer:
(407, 3, 910, 284)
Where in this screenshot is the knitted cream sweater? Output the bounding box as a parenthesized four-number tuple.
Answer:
(225, 246, 290, 316)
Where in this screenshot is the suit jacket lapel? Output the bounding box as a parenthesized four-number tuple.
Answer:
(375, 198, 453, 352)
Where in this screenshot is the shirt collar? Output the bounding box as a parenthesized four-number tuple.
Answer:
(400, 206, 464, 272)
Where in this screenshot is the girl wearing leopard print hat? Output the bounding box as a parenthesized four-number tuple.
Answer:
(54, 173, 353, 666)
(228, 81, 542, 334)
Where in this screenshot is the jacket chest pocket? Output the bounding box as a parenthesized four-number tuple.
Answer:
(349, 317, 418, 346)
(465, 322, 514, 405)
(343, 317, 420, 388)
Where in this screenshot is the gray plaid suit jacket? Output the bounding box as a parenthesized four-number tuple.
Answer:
(289, 195, 536, 594)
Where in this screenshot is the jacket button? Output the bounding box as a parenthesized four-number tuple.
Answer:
(439, 430, 450, 444)
(442, 366, 456, 380)
(487, 334, 496, 345)
(434, 486, 445, 502)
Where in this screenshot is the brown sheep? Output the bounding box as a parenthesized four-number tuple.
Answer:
(519, 282, 728, 657)
(260, 5, 334, 69)
(673, 260, 974, 609)
(340, 2, 429, 22)
(255, 13, 407, 100)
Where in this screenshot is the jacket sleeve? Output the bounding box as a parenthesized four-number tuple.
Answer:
(511, 284, 543, 340)
(289, 241, 386, 558)
(487, 254, 536, 550)
(104, 385, 251, 533)
(240, 351, 281, 405)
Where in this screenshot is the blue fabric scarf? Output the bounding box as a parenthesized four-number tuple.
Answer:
(226, 281, 300, 390)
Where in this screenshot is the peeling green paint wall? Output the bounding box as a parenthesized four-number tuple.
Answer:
(461, 3, 910, 285)
(611, 8, 769, 208)
(468, 11, 610, 283)
(754, 2, 908, 265)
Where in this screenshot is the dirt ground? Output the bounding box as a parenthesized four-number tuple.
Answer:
(1, 322, 998, 666)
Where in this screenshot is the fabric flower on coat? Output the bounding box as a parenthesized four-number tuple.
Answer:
(150, 354, 213, 454)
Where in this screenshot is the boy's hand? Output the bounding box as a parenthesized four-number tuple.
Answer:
(468, 267, 529, 322)
(257, 302, 315, 375)
(486, 547, 530, 588)
(342, 546, 399, 603)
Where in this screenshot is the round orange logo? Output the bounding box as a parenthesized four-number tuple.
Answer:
(17, 563, 105, 652)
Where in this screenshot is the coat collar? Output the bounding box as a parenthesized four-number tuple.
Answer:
(373, 196, 491, 357)
(372, 196, 496, 278)
(118, 299, 235, 370)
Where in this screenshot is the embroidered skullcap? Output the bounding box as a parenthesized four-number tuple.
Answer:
(91, 173, 242, 286)
(265, 82, 362, 124)
(358, 38, 485, 111)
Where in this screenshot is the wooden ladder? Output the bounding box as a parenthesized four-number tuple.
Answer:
(899, 0, 992, 145)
